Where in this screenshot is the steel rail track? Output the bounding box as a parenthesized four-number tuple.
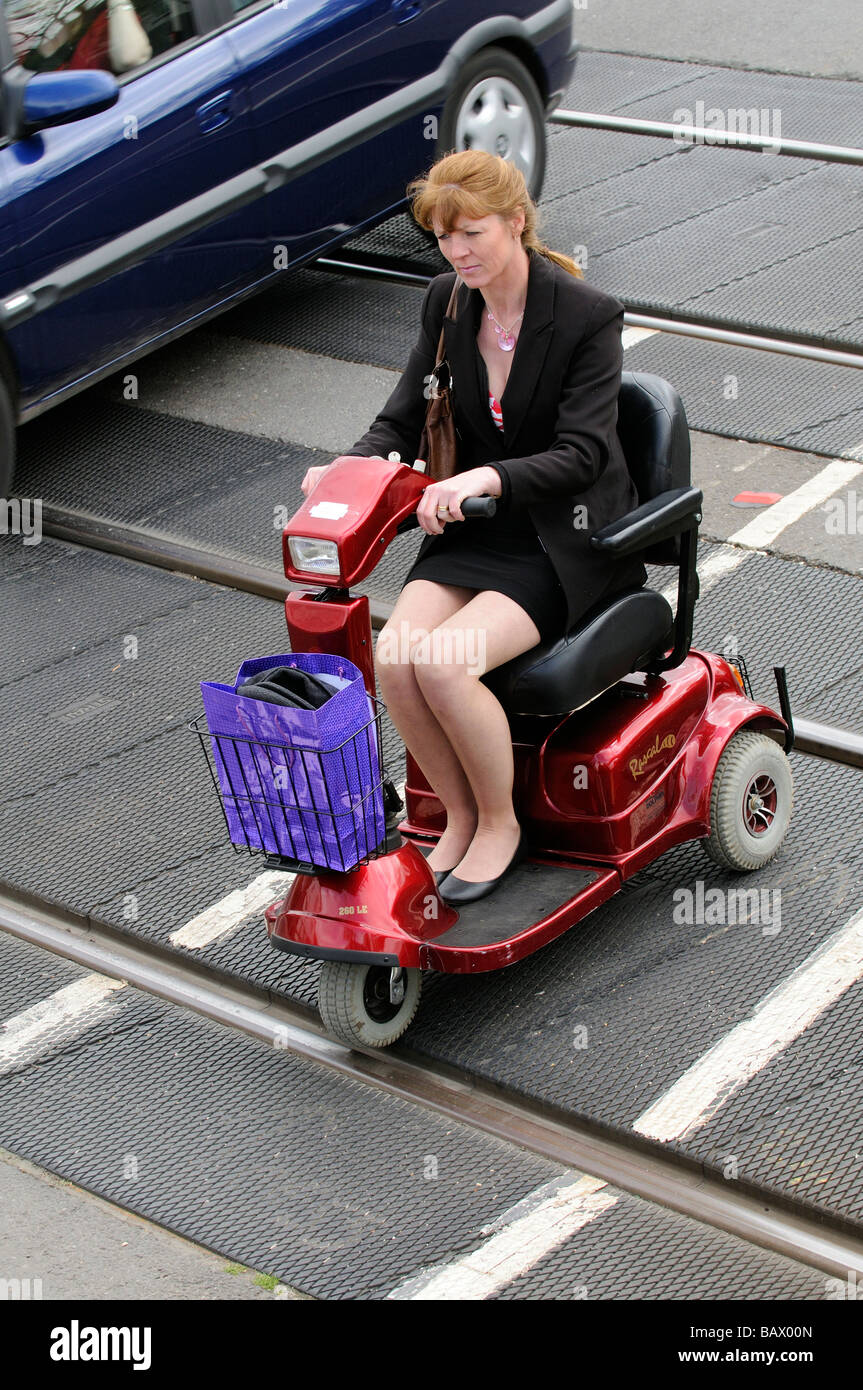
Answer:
(314, 252, 863, 370)
(2, 885, 862, 1289)
(38, 503, 863, 769)
(548, 108, 863, 167)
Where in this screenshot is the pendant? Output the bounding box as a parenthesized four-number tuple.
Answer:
(498, 332, 515, 352)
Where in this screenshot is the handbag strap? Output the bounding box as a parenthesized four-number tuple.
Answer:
(433, 277, 461, 369)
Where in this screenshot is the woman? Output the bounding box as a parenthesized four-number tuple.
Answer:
(301, 150, 646, 905)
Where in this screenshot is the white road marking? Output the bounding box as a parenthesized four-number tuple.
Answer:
(659, 544, 745, 606)
(0, 974, 127, 1073)
(622, 326, 660, 351)
(170, 870, 296, 949)
(726, 459, 861, 550)
(845, 439, 863, 462)
(387, 1175, 618, 1300)
(172, 777, 401, 952)
(634, 905, 863, 1143)
(659, 458, 863, 606)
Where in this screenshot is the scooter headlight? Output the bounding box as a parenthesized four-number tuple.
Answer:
(287, 537, 340, 576)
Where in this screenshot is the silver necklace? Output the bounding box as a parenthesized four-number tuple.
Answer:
(486, 306, 524, 352)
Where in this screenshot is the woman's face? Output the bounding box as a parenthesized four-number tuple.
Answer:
(431, 211, 526, 291)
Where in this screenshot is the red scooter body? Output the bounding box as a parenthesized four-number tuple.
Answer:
(264, 457, 789, 976)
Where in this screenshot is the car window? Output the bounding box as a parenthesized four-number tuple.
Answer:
(6, 0, 197, 75)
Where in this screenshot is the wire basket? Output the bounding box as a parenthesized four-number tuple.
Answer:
(190, 697, 388, 874)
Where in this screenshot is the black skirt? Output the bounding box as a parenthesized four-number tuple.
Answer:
(403, 517, 569, 645)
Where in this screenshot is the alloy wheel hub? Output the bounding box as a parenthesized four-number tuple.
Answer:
(455, 78, 536, 181)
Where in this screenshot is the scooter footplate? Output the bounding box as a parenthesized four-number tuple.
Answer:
(433, 862, 598, 949)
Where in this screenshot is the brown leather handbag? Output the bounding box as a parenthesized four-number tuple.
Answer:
(417, 278, 461, 482)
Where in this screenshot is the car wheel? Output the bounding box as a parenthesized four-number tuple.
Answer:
(0, 374, 15, 497)
(437, 46, 547, 201)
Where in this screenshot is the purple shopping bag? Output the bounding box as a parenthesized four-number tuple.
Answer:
(200, 653, 385, 871)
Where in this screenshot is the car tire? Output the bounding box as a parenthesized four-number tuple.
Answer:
(0, 373, 15, 497)
(436, 46, 547, 202)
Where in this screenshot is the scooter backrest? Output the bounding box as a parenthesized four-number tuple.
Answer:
(616, 372, 691, 566)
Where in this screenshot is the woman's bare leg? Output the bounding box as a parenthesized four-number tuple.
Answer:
(412, 591, 542, 883)
(375, 579, 481, 871)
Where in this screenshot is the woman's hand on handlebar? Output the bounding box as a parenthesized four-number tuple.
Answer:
(301, 456, 394, 497)
(300, 464, 333, 497)
(416, 466, 502, 535)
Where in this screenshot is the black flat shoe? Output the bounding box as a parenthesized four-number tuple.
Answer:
(417, 844, 458, 887)
(438, 829, 528, 907)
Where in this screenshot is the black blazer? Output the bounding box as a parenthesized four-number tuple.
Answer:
(347, 248, 647, 631)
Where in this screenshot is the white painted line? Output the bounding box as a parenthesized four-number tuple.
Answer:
(658, 458, 863, 607)
(170, 870, 295, 949)
(387, 1175, 618, 1300)
(845, 439, 863, 463)
(635, 904, 863, 1143)
(622, 326, 659, 351)
(0, 974, 127, 1073)
(659, 545, 744, 606)
(170, 778, 404, 952)
(727, 459, 861, 550)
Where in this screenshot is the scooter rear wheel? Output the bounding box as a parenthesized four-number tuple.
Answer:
(318, 961, 422, 1049)
(702, 729, 793, 871)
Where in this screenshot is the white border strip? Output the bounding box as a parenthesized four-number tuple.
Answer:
(660, 457, 863, 605)
(387, 1176, 618, 1300)
(635, 905, 863, 1142)
(0, 974, 127, 1073)
(170, 870, 295, 949)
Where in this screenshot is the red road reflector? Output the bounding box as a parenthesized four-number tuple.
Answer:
(730, 491, 784, 507)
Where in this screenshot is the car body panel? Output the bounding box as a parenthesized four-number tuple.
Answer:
(0, 0, 575, 423)
(0, 31, 267, 404)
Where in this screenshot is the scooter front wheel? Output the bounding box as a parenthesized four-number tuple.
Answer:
(318, 961, 422, 1049)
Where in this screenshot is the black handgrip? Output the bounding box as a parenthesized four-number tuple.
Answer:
(461, 496, 497, 517)
(396, 494, 497, 533)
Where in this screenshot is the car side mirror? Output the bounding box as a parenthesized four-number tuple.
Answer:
(5, 69, 119, 140)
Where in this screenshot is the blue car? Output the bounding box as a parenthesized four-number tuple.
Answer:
(0, 0, 576, 491)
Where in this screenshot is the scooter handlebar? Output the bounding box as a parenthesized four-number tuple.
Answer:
(396, 495, 497, 533)
(461, 496, 497, 518)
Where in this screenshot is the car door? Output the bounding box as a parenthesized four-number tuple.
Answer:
(219, 0, 447, 263)
(0, 0, 269, 409)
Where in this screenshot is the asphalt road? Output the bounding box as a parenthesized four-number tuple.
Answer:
(573, 0, 863, 81)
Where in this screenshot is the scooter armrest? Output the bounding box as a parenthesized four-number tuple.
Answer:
(590, 486, 703, 556)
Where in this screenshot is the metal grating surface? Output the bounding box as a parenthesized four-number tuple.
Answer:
(0, 931, 107, 1023)
(568, 51, 863, 148)
(14, 395, 426, 604)
(0, 976, 566, 1300)
(623, 333, 863, 461)
(0, 932, 830, 1301)
(491, 1195, 829, 1300)
(1, 531, 861, 1228)
(690, 982, 863, 1223)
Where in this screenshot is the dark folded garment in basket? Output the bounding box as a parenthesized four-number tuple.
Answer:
(235, 665, 335, 710)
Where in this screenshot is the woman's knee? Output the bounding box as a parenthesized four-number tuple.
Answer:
(375, 620, 427, 687)
(411, 632, 474, 701)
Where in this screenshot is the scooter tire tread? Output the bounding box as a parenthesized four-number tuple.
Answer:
(702, 729, 793, 873)
(318, 960, 422, 1050)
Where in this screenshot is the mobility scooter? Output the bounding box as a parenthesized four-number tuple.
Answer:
(197, 372, 794, 1049)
